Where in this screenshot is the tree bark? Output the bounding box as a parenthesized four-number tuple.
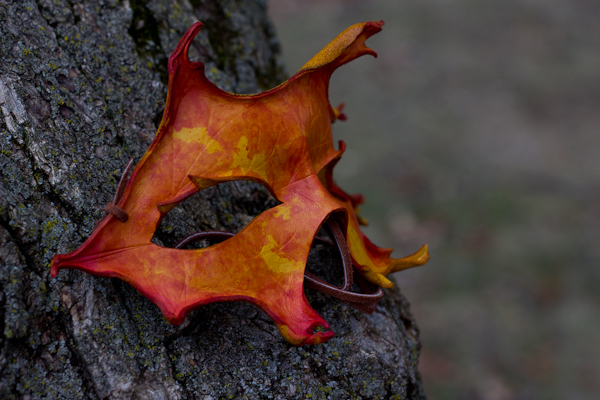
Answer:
(0, 0, 426, 399)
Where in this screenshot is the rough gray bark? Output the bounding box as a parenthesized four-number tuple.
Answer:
(0, 0, 426, 399)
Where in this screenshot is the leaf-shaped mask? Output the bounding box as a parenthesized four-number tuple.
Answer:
(51, 21, 428, 346)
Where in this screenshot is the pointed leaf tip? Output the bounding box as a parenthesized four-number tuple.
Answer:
(390, 244, 430, 273)
(168, 21, 204, 72)
(299, 20, 384, 72)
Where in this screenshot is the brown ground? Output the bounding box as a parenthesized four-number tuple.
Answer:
(270, 1, 600, 399)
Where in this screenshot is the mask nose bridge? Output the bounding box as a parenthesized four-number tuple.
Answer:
(275, 173, 346, 220)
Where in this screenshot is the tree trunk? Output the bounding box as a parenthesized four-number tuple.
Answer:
(0, 0, 426, 398)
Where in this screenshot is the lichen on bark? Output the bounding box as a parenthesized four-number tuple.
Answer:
(0, 0, 425, 399)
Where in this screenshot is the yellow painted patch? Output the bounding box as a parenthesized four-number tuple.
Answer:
(230, 136, 268, 179)
(361, 269, 393, 289)
(301, 23, 366, 71)
(260, 235, 301, 274)
(347, 226, 375, 269)
(389, 244, 429, 273)
(174, 127, 222, 154)
(232, 136, 249, 165)
(274, 204, 291, 220)
(347, 224, 395, 287)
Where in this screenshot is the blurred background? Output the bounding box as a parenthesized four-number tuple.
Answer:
(269, 1, 600, 399)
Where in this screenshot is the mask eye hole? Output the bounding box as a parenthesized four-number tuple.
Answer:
(151, 180, 280, 249)
(306, 212, 348, 288)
